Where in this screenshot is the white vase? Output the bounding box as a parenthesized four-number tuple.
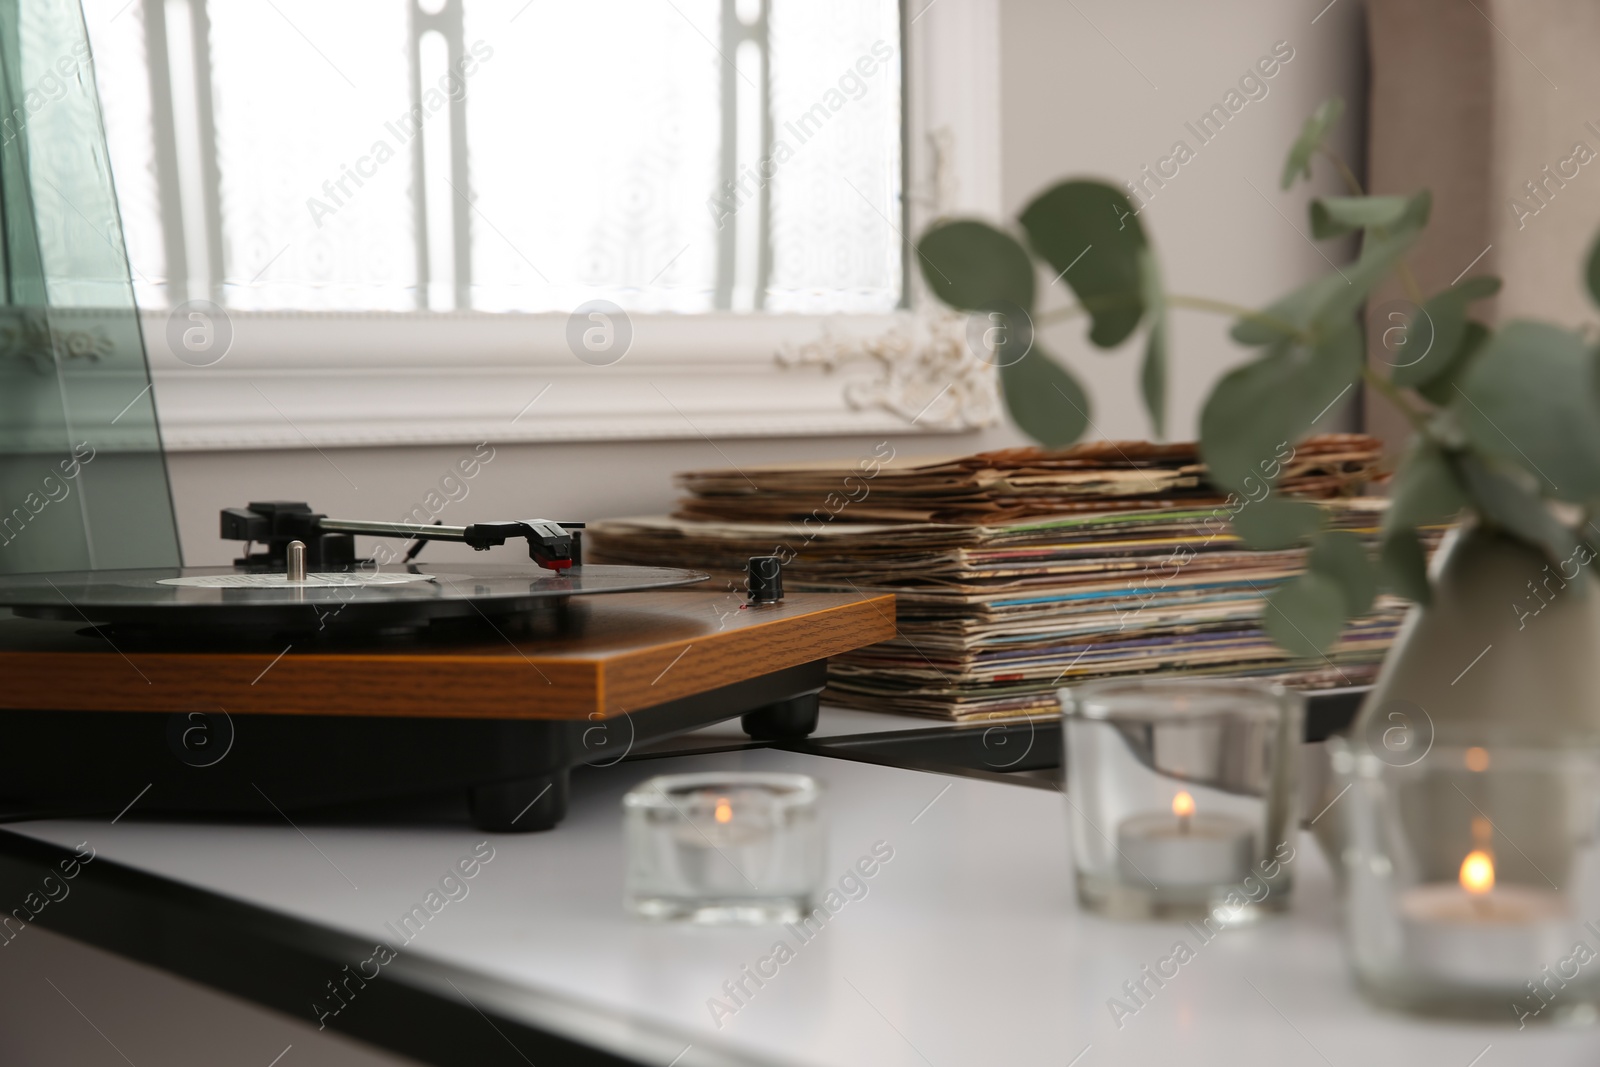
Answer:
(1360, 525, 1600, 746)
(1313, 524, 1600, 865)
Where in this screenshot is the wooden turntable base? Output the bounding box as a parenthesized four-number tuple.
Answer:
(0, 589, 895, 720)
(0, 588, 896, 831)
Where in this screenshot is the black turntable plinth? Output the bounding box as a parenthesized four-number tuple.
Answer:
(0, 581, 896, 831)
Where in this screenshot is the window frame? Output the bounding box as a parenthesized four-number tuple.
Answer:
(134, 0, 1002, 451)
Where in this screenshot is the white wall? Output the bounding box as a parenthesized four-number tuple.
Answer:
(165, 0, 1369, 566)
(1000, 0, 1368, 441)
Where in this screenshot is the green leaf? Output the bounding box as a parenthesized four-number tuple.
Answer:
(1200, 321, 1364, 494)
(1230, 274, 1346, 345)
(1139, 250, 1167, 437)
(1378, 528, 1432, 605)
(1263, 573, 1346, 656)
(1308, 529, 1377, 616)
(1141, 324, 1167, 441)
(1018, 181, 1146, 348)
(1586, 229, 1600, 310)
(1453, 320, 1600, 502)
(1341, 191, 1432, 292)
(1392, 276, 1500, 389)
(916, 219, 1035, 313)
(1457, 454, 1580, 564)
(1280, 97, 1346, 190)
(998, 345, 1090, 448)
(1232, 496, 1324, 550)
(1383, 437, 1468, 536)
(1309, 195, 1413, 239)
(1231, 192, 1431, 347)
(1416, 322, 1489, 407)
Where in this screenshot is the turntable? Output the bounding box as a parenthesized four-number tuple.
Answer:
(0, 502, 895, 830)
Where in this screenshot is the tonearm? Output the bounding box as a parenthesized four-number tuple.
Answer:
(220, 502, 582, 571)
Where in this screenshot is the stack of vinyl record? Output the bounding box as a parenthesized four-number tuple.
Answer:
(589, 435, 1412, 721)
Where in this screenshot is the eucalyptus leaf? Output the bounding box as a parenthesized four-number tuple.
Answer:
(1139, 250, 1167, 437)
(1200, 321, 1363, 493)
(1309, 195, 1413, 240)
(916, 219, 1035, 313)
(1280, 97, 1346, 190)
(1453, 320, 1600, 502)
(1392, 276, 1500, 390)
(1230, 274, 1345, 345)
(1308, 529, 1377, 616)
(1416, 322, 1489, 407)
(1457, 454, 1580, 564)
(998, 345, 1090, 448)
(1383, 436, 1468, 535)
(1263, 573, 1346, 657)
(1586, 229, 1600, 311)
(1231, 192, 1430, 347)
(1340, 192, 1431, 297)
(1141, 322, 1167, 440)
(1378, 527, 1432, 605)
(1231, 496, 1324, 550)
(1018, 181, 1146, 348)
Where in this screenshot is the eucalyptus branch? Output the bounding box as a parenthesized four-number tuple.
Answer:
(1361, 364, 1431, 434)
(1166, 294, 1303, 339)
(1033, 305, 1087, 325)
(1395, 262, 1427, 305)
(1318, 143, 1429, 305)
(1318, 144, 1364, 198)
(1036, 294, 1305, 341)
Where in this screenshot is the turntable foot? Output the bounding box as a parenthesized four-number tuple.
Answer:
(740, 692, 821, 740)
(469, 770, 569, 832)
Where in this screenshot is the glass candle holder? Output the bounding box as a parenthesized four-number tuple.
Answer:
(623, 772, 824, 924)
(1061, 679, 1303, 922)
(1333, 739, 1600, 1022)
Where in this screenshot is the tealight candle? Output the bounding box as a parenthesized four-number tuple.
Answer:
(1398, 850, 1572, 987)
(624, 772, 823, 923)
(1116, 790, 1255, 887)
(666, 791, 777, 894)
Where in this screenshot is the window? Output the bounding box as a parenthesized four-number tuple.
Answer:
(85, 0, 904, 316)
(76, 0, 997, 450)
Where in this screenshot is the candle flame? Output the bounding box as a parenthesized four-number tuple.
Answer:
(1460, 849, 1495, 895)
(1172, 791, 1196, 818)
(714, 797, 733, 824)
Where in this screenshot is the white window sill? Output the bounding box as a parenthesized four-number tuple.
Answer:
(143, 309, 958, 450)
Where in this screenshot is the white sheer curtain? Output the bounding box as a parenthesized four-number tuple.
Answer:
(81, 0, 903, 316)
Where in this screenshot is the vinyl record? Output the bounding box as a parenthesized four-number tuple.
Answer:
(0, 563, 709, 631)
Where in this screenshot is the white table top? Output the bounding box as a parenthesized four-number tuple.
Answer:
(9, 748, 1593, 1066)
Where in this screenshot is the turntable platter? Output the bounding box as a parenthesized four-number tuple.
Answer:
(0, 563, 710, 631)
